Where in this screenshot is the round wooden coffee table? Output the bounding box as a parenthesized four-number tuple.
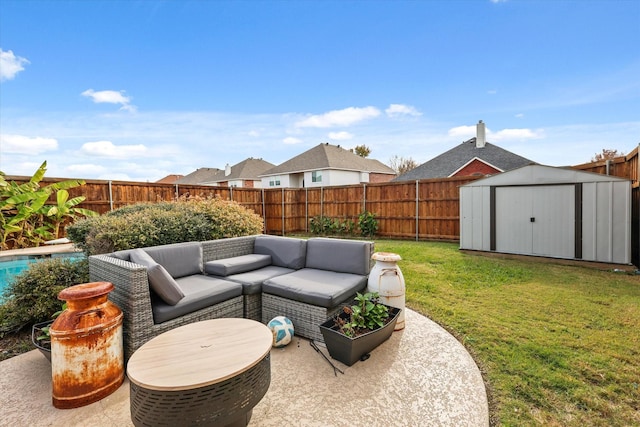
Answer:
(127, 318, 272, 427)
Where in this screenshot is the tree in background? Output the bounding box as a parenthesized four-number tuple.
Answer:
(352, 145, 371, 158)
(591, 149, 623, 162)
(388, 155, 419, 175)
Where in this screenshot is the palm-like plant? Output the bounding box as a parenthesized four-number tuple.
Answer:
(46, 189, 98, 239)
(1, 161, 96, 249)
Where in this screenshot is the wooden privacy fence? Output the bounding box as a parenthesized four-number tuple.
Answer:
(6, 145, 639, 265)
(5, 175, 478, 241)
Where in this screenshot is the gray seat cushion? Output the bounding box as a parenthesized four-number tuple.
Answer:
(254, 235, 307, 269)
(262, 268, 367, 308)
(130, 248, 185, 305)
(204, 254, 272, 277)
(151, 275, 242, 324)
(143, 242, 203, 279)
(305, 238, 372, 275)
(224, 266, 294, 294)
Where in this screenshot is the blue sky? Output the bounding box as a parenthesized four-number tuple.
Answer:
(1, 0, 639, 182)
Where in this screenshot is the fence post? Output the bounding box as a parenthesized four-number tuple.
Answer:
(281, 188, 285, 236)
(415, 180, 419, 241)
(321, 187, 324, 218)
(261, 188, 266, 234)
(305, 187, 308, 233)
(362, 183, 366, 213)
(108, 181, 114, 211)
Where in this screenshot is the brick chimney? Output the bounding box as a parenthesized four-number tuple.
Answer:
(476, 120, 486, 148)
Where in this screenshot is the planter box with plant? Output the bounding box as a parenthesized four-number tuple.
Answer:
(319, 292, 401, 366)
(31, 304, 66, 362)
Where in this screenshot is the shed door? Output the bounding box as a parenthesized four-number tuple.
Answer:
(495, 186, 575, 258)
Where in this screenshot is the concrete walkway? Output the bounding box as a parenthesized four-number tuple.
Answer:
(0, 309, 489, 426)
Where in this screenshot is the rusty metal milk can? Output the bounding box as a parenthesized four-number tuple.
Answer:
(50, 281, 124, 409)
(367, 252, 406, 330)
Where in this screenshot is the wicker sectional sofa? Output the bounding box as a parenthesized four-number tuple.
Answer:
(89, 235, 374, 361)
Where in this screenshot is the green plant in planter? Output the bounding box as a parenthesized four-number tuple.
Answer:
(35, 303, 66, 344)
(335, 292, 389, 338)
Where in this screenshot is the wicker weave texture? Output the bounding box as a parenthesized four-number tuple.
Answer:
(202, 235, 257, 262)
(261, 293, 346, 343)
(130, 354, 270, 427)
(244, 293, 262, 321)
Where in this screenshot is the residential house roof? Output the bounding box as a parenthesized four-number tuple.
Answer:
(175, 168, 222, 185)
(261, 143, 396, 176)
(393, 137, 535, 181)
(201, 158, 276, 184)
(155, 174, 183, 184)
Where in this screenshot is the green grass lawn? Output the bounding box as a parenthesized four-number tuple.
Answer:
(375, 240, 640, 427)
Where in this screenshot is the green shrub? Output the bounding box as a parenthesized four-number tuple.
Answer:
(0, 257, 89, 333)
(67, 197, 264, 255)
(310, 216, 356, 236)
(358, 211, 378, 238)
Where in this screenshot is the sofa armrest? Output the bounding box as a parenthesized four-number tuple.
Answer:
(89, 255, 157, 355)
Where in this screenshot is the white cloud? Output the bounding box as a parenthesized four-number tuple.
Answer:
(80, 140, 147, 159)
(248, 130, 260, 137)
(0, 49, 30, 82)
(385, 104, 422, 118)
(283, 137, 302, 144)
(447, 125, 542, 141)
(328, 131, 353, 141)
(448, 125, 476, 138)
(515, 113, 524, 118)
(65, 164, 107, 175)
(81, 89, 137, 112)
(487, 90, 497, 95)
(491, 128, 543, 141)
(295, 106, 380, 128)
(0, 134, 58, 154)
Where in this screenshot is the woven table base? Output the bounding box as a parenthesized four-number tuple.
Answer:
(130, 354, 270, 427)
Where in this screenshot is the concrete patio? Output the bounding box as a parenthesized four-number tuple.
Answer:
(0, 308, 488, 426)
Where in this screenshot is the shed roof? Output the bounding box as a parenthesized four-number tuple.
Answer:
(393, 138, 534, 181)
(261, 143, 395, 176)
(462, 164, 630, 187)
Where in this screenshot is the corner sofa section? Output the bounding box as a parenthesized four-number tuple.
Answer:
(89, 235, 374, 361)
(89, 240, 246, 361)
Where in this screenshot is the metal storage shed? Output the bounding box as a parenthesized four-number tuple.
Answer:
(460, 164, 631, 264)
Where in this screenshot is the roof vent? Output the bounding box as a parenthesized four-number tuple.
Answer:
(476, 120, 486, 148)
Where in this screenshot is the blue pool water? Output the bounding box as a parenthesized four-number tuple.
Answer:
(0, 253, 85, 296)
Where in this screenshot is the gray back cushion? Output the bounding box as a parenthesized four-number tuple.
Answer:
(143, 242, 203, 279)
(305, 238, 372, 275)
(254, 235, 307, 270)
(129, 249, 185, 305)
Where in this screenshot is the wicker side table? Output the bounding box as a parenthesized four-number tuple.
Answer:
(127, 318, 272, 427)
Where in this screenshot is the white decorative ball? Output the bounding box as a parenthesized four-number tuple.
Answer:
(267, 316, 294, 347)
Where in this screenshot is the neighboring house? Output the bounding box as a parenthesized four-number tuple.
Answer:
(156, 174, 183, 184)
(260, 143, 396, 188)
(175, 167, 223, 185)
(176, 158, 275, 188)
(393, 120, 534, 181)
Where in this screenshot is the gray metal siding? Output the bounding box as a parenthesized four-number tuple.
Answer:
(459, 165, 631, 264)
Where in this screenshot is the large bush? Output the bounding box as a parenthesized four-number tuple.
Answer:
(67, 197, 264, 255)
(0, 258, 89, 333)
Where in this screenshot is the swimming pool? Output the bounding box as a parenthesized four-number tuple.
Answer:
(0, 253, 85, 296)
